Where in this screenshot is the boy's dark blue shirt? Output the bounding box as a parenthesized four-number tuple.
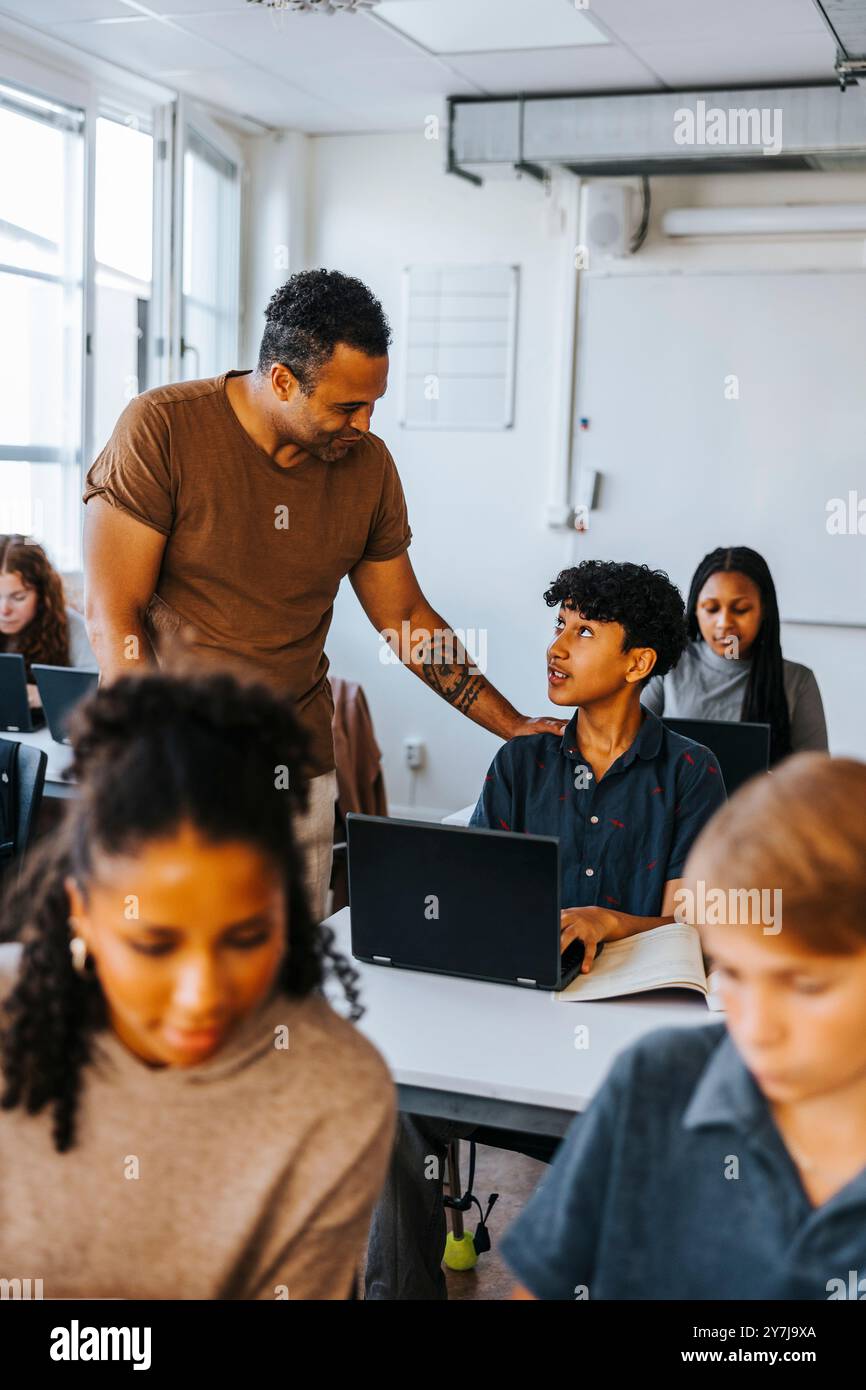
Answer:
(500, 1023, 866, 1299)
(469, 707, 725, 913)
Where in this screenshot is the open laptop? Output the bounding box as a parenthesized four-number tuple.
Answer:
(662, 717, 771, 796)
(0, 653, 44, 732)
(346, 813, 591, 991)
(32, 665, 98, 745)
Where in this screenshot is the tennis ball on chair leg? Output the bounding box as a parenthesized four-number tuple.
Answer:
(444, 1231, 477, 1270)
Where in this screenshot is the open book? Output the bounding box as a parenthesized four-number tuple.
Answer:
(555, 922, 724, 1009)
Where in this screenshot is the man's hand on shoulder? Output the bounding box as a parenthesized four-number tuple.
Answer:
(509, 715, 568, 739)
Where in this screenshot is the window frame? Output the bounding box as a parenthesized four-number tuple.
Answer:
(173, 96, 243, 385)
(0, 26, 245, 571)
(0, 71, 87, 566)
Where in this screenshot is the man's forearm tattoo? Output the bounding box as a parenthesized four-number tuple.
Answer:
(418, 629, 484, 716)
(423, 659, 484, 715)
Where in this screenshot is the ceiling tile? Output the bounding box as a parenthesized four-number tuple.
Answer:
(315, 54, 475, 97)
(448, 43, 661, 95)
(632, 31, 839, 87)
(48, 15, 232, 70)
(170, 4, 414, 64)
(136, 1, 254, 13)
(0, 0, 129, 19)
(591, 0, 831, 45)
(169, 3, 471, 106)
(160, 61, 343, 126)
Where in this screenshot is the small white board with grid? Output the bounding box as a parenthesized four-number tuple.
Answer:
(399, 262, 518, 430)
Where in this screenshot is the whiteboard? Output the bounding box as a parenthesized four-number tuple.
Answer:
(399, 263, 518, 430)
(573, 271, 866, 627)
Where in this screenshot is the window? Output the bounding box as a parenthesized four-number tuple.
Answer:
(92, 112, 154, 455)
(180, 126, 239, 380)
(0, 59, 243, 575)
(0, 81, 84, 570)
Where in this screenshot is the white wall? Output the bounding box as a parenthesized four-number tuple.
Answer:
(252, 131, 866, 815)
(240, 130, 310, 365)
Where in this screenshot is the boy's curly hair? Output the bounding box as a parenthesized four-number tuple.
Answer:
(543, 559, 688, 683)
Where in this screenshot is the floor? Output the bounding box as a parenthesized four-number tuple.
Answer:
(361, 1142, 549, 1301)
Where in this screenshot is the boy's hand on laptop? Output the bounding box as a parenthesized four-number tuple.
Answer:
(511, 715, 568, 738)
(561, 907, 617, 973)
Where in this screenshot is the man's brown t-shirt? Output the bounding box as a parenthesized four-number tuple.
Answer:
(83, 372, 412, 776)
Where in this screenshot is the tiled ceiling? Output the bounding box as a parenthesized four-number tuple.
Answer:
(0, 0, 842, 134)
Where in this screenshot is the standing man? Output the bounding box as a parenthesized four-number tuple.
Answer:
(83, 270, 563, 920)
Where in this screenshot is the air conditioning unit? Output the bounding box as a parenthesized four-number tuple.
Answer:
(449, 86, 866, 184)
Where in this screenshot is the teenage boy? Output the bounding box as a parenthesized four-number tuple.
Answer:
(471, 559, 726, 970)
(505, 754, 866, 1300)
(365, 560, 727, 1300)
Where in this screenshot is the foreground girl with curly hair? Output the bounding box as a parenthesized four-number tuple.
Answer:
(0, 670, 394, 1299)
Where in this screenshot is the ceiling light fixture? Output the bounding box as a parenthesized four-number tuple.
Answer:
(244, 0, 380, 13)
(373, 0, 606, 55)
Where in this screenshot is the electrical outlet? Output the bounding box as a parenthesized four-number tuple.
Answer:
(403, 737, 425, 770)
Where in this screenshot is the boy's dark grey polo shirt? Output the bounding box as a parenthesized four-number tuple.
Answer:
(469, 708, 725, 913)
(501, 1024, 866, 1300)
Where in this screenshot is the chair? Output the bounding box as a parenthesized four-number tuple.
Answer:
(328, 675, 388, 914)
(1, 737, 48, 888)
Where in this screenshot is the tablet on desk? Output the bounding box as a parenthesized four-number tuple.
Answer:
(32, 665, 98, 745)
(0, 652, 44, 733)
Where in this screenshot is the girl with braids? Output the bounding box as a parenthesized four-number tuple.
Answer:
(0, 533, 97, 707)
(641, 546, 827, 765)
(0, 671, 395, 1300)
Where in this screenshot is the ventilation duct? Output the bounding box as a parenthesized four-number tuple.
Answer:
(814, 0, 866, 87)
(448, 85, 866, 184)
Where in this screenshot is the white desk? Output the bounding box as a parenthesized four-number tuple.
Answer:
(323, 906, 719, 1136)
(1, 727, 75, 798)
(442, 804, 475, 827)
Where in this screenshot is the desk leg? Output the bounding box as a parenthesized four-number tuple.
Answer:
(446, 1140, 464, 1238)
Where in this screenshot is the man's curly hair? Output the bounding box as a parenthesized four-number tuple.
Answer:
(0, 670, 362, 1153)
(258, 268, 392, 391)
(543, 560, 688, 683)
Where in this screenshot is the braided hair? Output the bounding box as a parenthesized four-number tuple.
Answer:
(686, 546, 792, 766)
(0, 670, 361, 1153)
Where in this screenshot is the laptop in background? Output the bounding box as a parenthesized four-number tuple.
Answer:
(32, 665, 98, 745)
(662, 716, 771, 796)
(347, 813, 589, 991)
(0, 653, 43, 733)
